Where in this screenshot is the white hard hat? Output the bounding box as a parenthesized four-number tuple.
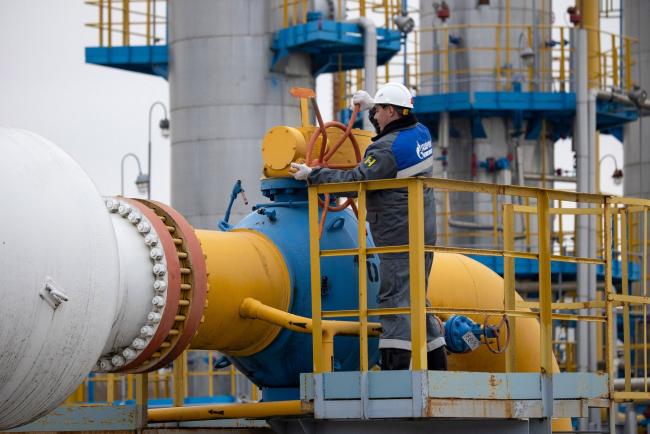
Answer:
(373, 82, 414, 109)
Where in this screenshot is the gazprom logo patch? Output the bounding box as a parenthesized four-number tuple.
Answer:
(416, 140, 433, 159)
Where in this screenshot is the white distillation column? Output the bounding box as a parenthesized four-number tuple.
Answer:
(168, 0, 315, 229)
(0, 128, 204, 430)
(420, 0, 553, 247)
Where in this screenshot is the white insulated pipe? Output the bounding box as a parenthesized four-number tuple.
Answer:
(0, 128, 120, 429)
(350, 17, 377, 130)
(0, 128, 207, 430)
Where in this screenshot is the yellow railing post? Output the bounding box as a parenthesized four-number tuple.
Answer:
(611, 34, 619, 88)
(302, 0, 307, 24)
(146, 0, 151, 45)
(495, 25, 502, 91)
(173, 351, 186, 407)
(136, 373, 148, 424)
(442, 26, 449, 93)
(122, 0, 130, 46)
(620, 209, 632, 392)
(407, 179, 427, 370)
(503, 204, 516, 372)
(536, 191, 553, 376)
(641, 207, 648, 392)
(603, 202, 616, 430)
(99, 0, 104, 47)
(107, 0, 113, 47)
(283, 0, 289, 28)
(357, 183, 369, 372)
(443, 190, 449, 246)
(127, 373, 134, 400)
(292, 0, 298, 26)
(308, 186, 325, 373)
(505, 0, 511, 90)
(207, 352, 214, 397)
(625, 38, 632, 91)
(527, 26, 534, 89)
(560, 27, 566, 92)
(230, 364, 236, 396)
(360, 0, 366, 17)
(107, 373, 115, 403)
(492, 193, 499, 248)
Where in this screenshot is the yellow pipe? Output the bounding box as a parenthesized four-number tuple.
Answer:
(190, 229, 291, 357)
(240, 297, 381, 337)
(428, 253, 572, 432)
(148, 400, 308, 422)
(241, 297, 381, 372)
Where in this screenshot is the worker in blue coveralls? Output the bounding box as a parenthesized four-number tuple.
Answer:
(290, 82, 448, 371)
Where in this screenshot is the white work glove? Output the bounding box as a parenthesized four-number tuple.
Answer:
(351, 90, 375, 112)
(290, 162, 312, 181)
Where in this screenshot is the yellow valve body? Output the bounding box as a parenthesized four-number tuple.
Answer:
(190, 229, 291, 357)
(262, 125, 373, 178)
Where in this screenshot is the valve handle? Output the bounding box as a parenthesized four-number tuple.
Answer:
(483, 314, 511, 354)
(290, 88, 364, 239)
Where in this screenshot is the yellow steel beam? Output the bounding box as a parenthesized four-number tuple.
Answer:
(408, 179, 427, 370)
(122, 0, 129, 46)
(309, 186, 323, 373)
(503, 204, 516, 372)
(172, 352, 186, 407)
(604, 203, 616, 401)
(621, 210, 632, 391)
(537, 191, 554, 375)
(357, 183, 369, 371)
(612, 391, 650, 401)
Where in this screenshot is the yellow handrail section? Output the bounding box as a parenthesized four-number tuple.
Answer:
(85, 0, 167, 47)
(306, 177, 650, 407)
(64, 350, 258, 406)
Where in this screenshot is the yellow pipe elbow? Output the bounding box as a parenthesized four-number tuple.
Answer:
(190, 229, 291, 357)
(428, 253, 572, 431)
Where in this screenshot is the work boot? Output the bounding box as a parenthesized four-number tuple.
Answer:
(427, 346, 448, 371)
(380, 348, 411, 370)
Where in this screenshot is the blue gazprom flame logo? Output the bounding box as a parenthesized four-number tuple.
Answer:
(416, 140, 433, 159)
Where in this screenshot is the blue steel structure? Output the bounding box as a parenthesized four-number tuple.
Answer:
(85, 15, 401, 79)
(85, 45, 168, 79)
(271, 14, 402, 74)
(414, 90, 639, 142)
(229, 178, 381, 401)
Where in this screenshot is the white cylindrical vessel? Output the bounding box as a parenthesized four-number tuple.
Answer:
(0, 128, 120, 429)
(0, 130, 209, 429)
(168, 0, 314, 229)
(421, 0, 553, 247)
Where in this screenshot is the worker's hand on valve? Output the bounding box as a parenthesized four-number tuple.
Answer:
(351, 90, 374, 112)
(290, 162, 312, 181)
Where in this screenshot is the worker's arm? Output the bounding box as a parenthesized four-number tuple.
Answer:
(308, 144, 397, 185)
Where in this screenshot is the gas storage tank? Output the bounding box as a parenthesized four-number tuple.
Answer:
(168, 0, 314, 229)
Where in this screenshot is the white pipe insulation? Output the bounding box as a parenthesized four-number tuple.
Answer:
(350, 17, 377, 130)
(0, 128, 207, 430)
(0, 128, 120, 429)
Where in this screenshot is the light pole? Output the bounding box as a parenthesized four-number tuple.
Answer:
(599, 153, 623, 190)
(147, 101, 170, 199)
(120, 153, 149, 196)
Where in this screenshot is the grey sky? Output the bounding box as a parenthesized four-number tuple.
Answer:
(0, 1, 170, 201)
